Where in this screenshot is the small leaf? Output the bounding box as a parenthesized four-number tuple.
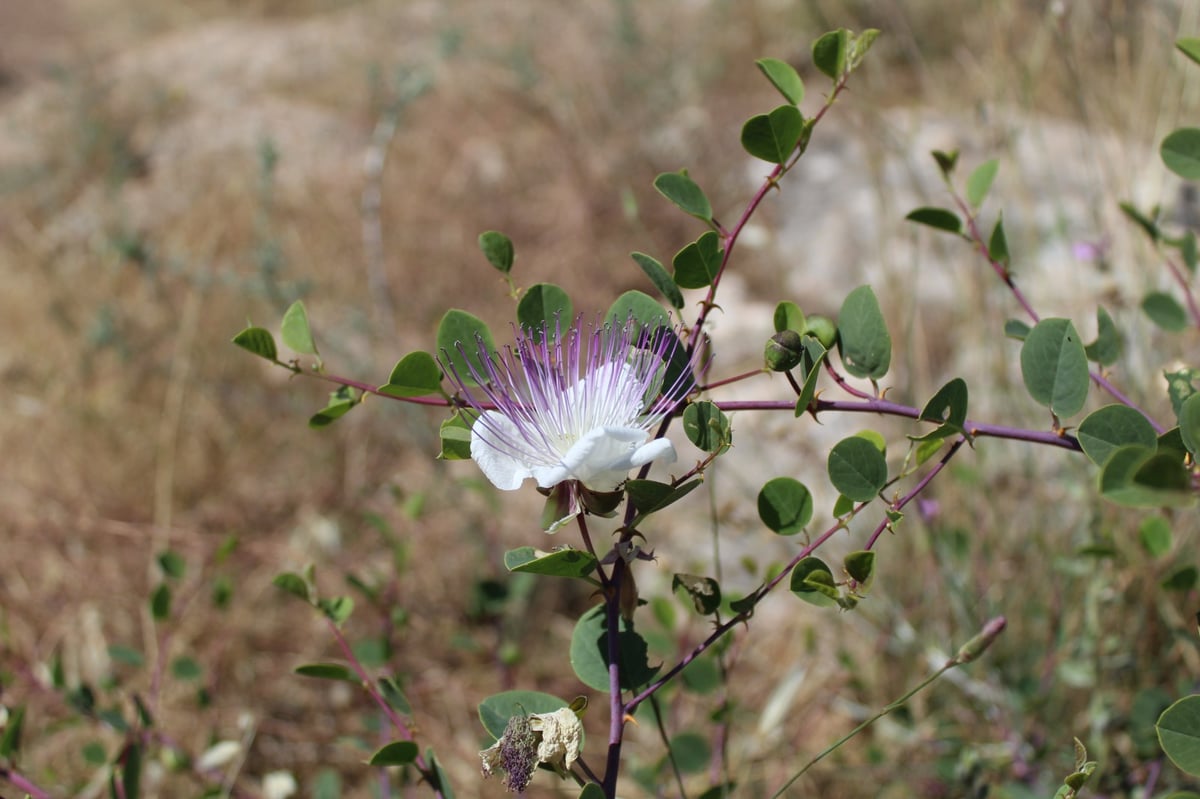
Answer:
(272, 572, 312, 603)
(121, 742, 142, 799)
(741, 105, 804, 164)
(632, 252, 684, 309)
(844, 550, 875, 588)
(437, 309, 497, 386)
(669, 731, 710, 774)
(988, 215, 1009, 264)
(828, 435, 888, 501)
(170, 656, 202, 681)
(379, 677, 412, 715)
(425, 748, 456, 799)
(1163, 566, 1198, 592)
(966, 159, 999, 208)
(108, 644, 144, 667)
(580, 784, 606, 799)
(672, 231, 724, 289)
(755, 58, 805, 104)
(932, 149, 959, 175)
(1162, 128, 1200, 180)
(368, 741, 419, 766)
(1138, 515, 1172, 557)
(518, 283, 573, 342)
(295, 663, 358, 682)
(605, 290, 670, 331)
(812, 29, 849, 79)
(757, 477, 814, 535)
(0, 706, 24, 758)
(1084, 307, 1121, 366)
(1181, 393, 1200, 456)
(1120, 202, 1161, 243)
(1004, 319, 1031, 341)
(682, 401, 732, 453)
(1099, 445, 1196, 508)
(232, 327, 278, 361)
(280, 300, 318, 356)
(1077, 405, 1159, 466)
(905, 207, 962, 234)
(793, 338, 828, 416)
(1164, 368, 1198, 417)
(503, 546, 598, 579)
(789, 557, 838, 607)
(309, 386, 358, 428)
(1142, 291, 1189, 331)
(654, 170, 713, 222)
(673, 573, 722, 615)
(157, 550, 186, 580)
(837, 285, 892, 380)
(478, 231, 514, 274)
(773, 301, 805, 333)
(1179, 37, 1200, 66)
(1020, 318, 1089, 418)
(318, 596, 355, 626)
(150, 583, 171, 621)
(914, 377, 969, 440)
(626, 478, 701, 518)
(438, 413, 473, 460)
(381, 351, 442, 398)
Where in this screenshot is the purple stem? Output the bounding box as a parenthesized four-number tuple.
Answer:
(1, 768, 53, 799)
(1163, 253, 1200, 328)
(865, 438, 965, 550)
(601, 562, 626, 799)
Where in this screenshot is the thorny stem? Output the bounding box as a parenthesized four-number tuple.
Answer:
(326, 620, 445, 799)
(865, 437, 966, 550)
(602, 561, 626, 798)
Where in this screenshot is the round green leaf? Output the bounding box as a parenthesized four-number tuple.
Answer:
(381, 351, 442, 398)
(1084, 307, 1121, 366)
(518, 283, 573, 342)
(773, 301, 805, 333)
(605, 290, 670, 330)
(569, 605, 659, 692)
(653, 170, 712, 222)
(437, 309, 497, 386)
(1142, 291, 1189, 331)
(478, 690, 568, 740)
(668, 731, 710, 774)
(478, 230, 514, 274)
(837, 285, 892, 380)
(672, 231, 724, 289)
(812, 28, 848, 79)
(755, 58, 805, 104)
(966, 159, 999, 208)
(1179, 392, 1200, 457)
(757, 477, 813, 535)
(232, 326, 278, 361)
(1158, 695, 1200, 775)
(1076, 404, 1159, 466)
(1099, 444, 1196, 508)
(1162, 128, 1200, 180)
(741, 105, 804, 164)
(843, 550, 876, 587)
(682, 401, 732, 453)
(789, 556, 838, 607)
(1019, 318, 1089, 418)
(828, 435, 888, 501)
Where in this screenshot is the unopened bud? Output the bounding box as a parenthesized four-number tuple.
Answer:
(765, 330, 804, 372)
(954, 616, 1007, 664)
(803, 315, 837, 349)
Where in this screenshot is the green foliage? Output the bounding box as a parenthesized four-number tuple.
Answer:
(914, 378, 969, 441)
(1076, 405, 1158, 465)
(673, 573, 722, 615)
(757, 477, 813, 535)
(503, 546, 598, 579)
(626, 478, 701, 519)
(905, 206, 962, 234)
(1159, 696, 1200, 776)
(789, 557, 838, 607)
(1084, 307, 1121, 365)
(478, 691, 569, 740)
(478, 230, 515, 274)
(368, 741, 419, 766)
(606, 290, 670, 330)
(683, 401, 732, 453)
(837, 285, 891, 380)
(672, 231, 724, 289)
(231, 326, 278, 361)
(309, 385, 358, 428)
(438, 414, 472, 460)
(381, 352, 443, 398)
(517, 283, 573, 341)
(1180, 393, 1200, 456)
(632, 252, 685, 309)
(668, 730, 710, 773)
(755, 58, 805, 104)
(812, 28, 848, 79)
(1161, 128, 1200, 180)
(295, 663, 357, 682)
(965, 159, 999, 207)
(741, 105, 804, 164)
(570, 605, 659, 692)
(1020, 318, 1089, 419)
(437, 309, 497, 386)
(773, 301, 805, 333)
(653, 170, 713, 223)
(828, 435, 888, 501)
(280, 300, 318, 357)
(1143, 291, 1189, 331)
(1179, 37, 1200, 65)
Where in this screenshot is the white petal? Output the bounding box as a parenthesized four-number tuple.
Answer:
(471, 411, 536, 491)
(530, 426, 650, 492)
(629, 437, 676, 468)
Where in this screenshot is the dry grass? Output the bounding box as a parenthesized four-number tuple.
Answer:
(1, 1, 1198, 797)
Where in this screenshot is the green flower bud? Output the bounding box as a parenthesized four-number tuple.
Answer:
(765, 330, 804, 372)
(803, 314, 837, 349)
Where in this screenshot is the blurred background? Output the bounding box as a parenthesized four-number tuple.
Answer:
(2, 1, 1198, 797)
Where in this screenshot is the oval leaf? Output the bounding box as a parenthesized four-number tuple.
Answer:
(827, 435, 888, 501)
(653, 170, 713, 222)
(503, 546, 598, 579)
(232, 327, 278, 361)
(755, 58, 805, 104)
(682, 401, 732, 453)
(1180, 393, 1200, 456)
(382, 351, 442, 398)
(281, 300, 318, 356)
(1019, 318, 1089, 418)
(368, 741, 419, 766)
(1084, 307, 1121, 366)
(295, 663, 358, 682)
(1158, 695, 1200, 776)
(569, 605, 659, 692)
(1162, 128, 1200, 181)
(789, 556, 838, 607)
(757, 477, 814, 535)
(966, 159, 999, 208)
(518, 283, 573, 342)
(837, 285, 892, 380)
(812, 29, 848, 79)
(437, 309, 497, 386)
(1077, 404, 1158, 466)
(632, 252, 684, 309)
(741, 105, 804, 164)
(1142, 291, 1189, 331)
(478, 230, 514, 274)
(478, 690, 569, 740)
(672, 231, 724, 289)
(905, 207, 962, 234)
